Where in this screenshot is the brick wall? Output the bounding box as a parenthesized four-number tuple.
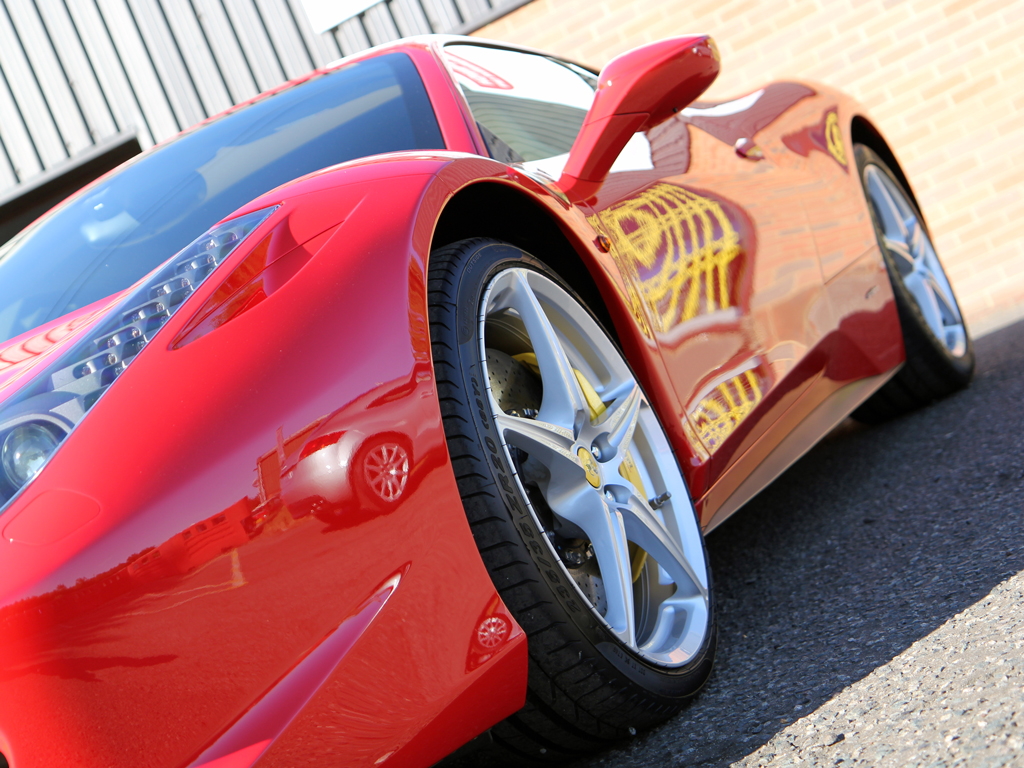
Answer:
(473, 0, 1024, 336)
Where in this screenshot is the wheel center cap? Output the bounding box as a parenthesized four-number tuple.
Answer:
(577, 446, 601, 488)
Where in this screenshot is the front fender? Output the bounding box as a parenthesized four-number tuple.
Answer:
(0, 159, 527, 768)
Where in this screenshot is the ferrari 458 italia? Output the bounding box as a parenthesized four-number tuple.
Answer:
(0, 32, 972, 768)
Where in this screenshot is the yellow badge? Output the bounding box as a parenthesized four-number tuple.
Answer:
(577, 447, 601, 488)
(825, 111, 847, 167)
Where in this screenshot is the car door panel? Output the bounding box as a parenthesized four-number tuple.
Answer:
(591, 109, 831, 509)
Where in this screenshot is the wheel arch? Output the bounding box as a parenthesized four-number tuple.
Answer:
(429, 180, 622, 347)
(850, 115, 923, 215)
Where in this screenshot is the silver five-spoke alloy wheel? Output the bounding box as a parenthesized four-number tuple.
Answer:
(864, 165, 967, 358)
(479, 267, 709, 666)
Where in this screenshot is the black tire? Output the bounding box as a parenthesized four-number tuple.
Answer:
(428, 238, 716, 764)
(852, 144, 974, 424)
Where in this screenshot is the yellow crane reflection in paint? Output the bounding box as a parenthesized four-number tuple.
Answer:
(598, 182, 763, 450)
(690, 368, 764, 450)
(600, 182, 742, 333)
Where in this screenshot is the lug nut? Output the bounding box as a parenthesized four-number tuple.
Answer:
(557, 539, 593, 568)
(563, 549, 585, 567)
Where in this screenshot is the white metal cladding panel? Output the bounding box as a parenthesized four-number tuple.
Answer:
(454, 0, 490, 24)
(190, 0, 261, 102)
(0, 90, 22, 186)
(0, 61, 44, 181)
(0, 130, 16, 187)
(389, 0, 432, 37)
(94, 0, 182, 139)
(63, 0, 157, 148)
(5, 0, 93, 155)
(418, 0, 461, 34)
(253, 0, 315, 78)
(220, 0, 287, 90)
(0, 0, 511, 198)
(333, 15, 370, 55)
(362, 3, 398, 44)
(127, 0, 207, 126)
(36, 0, 120, 141)
(0, 2, 67, 168)
(159, 0, 233, 116)
(0, 147, 16, 189)
(283, 0, 341, 68)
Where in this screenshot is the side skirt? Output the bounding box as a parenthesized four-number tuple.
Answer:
(702, 365, 900, 532)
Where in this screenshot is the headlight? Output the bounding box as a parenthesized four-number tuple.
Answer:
(2, 423, 62, 488)
(0, 206, 278, 510)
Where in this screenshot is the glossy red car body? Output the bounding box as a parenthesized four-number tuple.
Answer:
(0, 35, 905, 768)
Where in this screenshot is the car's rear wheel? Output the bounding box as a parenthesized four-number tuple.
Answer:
(428, 239, 715, 762)
(853, 144, 974, 423)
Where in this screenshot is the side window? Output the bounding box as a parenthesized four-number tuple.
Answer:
(444, 44, 596, 174)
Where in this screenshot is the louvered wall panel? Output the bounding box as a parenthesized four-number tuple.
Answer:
(390, 0, 432, 37)
(220, 0, 286, 90)
(0, 2, 67, 167)
(0, 62, 44, 180)
(253, 0, 314, 77)
(6, 0, 93, 155)
(128, 0, 208, 126)
(63, 0, 156, 147)
(332, 15, 370, 55)
(159, 0, 233, 116)
(36, 0, 120, 141)
(0, 151, 16, 189)
(419, 0, 461, 33)
(0, 0, 514, 197)
(284, 0, 341, 68)
(454, 0, 490, 24)
(190, 0, 261, 103)
(95, 0, 182, 139)
(362, 2, 398, 45)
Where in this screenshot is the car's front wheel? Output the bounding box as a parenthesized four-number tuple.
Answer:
(428, 239, 716, 762)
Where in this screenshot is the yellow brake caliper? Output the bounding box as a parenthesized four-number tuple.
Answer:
(513, 353, 649, 582)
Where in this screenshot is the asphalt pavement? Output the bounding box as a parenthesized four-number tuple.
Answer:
(580, 318, 1024, 768)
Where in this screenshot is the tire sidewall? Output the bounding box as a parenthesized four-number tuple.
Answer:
(448, 239, 716, 698)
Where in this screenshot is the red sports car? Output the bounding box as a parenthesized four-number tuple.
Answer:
(0, 33, 972, 768)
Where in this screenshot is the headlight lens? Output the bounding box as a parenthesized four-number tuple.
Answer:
(2, 423, 60, 487)
(0, 205, 278, 509)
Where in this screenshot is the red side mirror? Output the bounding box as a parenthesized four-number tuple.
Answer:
(557, 35, 720, 200)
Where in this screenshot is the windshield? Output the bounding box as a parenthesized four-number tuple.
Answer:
(0, 52, 444, 345)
